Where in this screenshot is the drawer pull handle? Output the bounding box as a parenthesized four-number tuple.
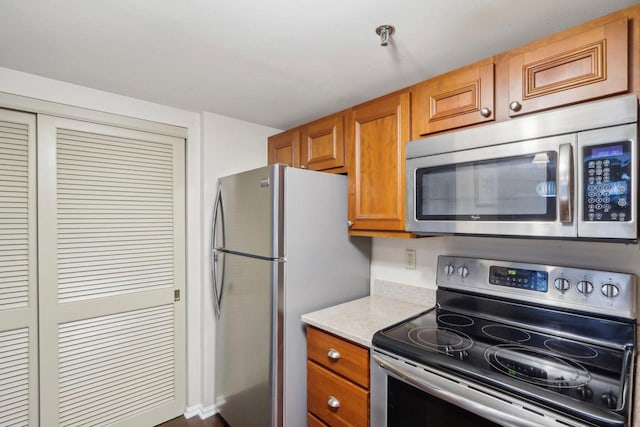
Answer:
(327, 349, 341, 360)
(327, 396, 340, 409)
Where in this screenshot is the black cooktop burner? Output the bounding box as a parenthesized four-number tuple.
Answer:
(437, 313, 474, 327)
(543, 338, 599, 359)
(408, 327, 473, 352)
(481, 324, 531, 343)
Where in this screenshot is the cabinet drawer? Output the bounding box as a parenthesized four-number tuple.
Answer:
(307, 326, 369, 388)
(307, 412, 328, 427)
(307, 361, 369, 427)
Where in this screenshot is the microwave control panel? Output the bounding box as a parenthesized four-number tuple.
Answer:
(583, 141, 631, 222)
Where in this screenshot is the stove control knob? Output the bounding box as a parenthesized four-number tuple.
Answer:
(576, 280, 594, 295)
(458, 266, 469, 278)
(456, 350, 469, 361)
(601, 283, 620, 298)
(576, 385, 593, 401)
(443, 264, 455, 276)
(601, 392, 618, 409)
(554, 278, 571, 292)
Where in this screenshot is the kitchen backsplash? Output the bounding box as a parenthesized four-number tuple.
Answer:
(371, 235, 640, 298)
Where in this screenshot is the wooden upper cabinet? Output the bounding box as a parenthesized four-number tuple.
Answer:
(507, 17, 628, 117)
(413, 58, 495, 137)
(268, 128, 300, 167)
(347, 90, 410, 234)
(300, 112, 345, 172)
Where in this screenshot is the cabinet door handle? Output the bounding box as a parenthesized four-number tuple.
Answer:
(480, 107, 491, 117)
(347, 220, 353, 228)
(327, 396, 340, 409)
(327, 348, 341, 360)
(509, 101, 522, 112)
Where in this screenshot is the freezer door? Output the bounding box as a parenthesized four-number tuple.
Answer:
(214, 252, 279, 427)
(216, 164, 284, 258)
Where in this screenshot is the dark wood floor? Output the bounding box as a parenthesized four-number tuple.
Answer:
(156, 414, 228, 427)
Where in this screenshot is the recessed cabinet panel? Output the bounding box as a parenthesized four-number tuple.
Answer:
(268, 129, 300, 167)
(414, 58, 494, 137)
(508, 17, 628, 116)
(300, 113, 345, 171)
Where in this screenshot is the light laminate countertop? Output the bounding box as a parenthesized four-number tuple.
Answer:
(301, 281, 435, 347)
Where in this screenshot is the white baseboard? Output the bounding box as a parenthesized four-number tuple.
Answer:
(184, 404, 218, 420)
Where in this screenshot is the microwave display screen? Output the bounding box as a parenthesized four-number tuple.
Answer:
(592, 145, 623, 158)
(416, 152, 557, 221)
(583, 140, 631, 222)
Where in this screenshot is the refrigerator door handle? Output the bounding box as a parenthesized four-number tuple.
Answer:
(211, 182, 226, 319)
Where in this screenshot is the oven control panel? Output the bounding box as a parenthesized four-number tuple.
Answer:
(437, 256, 637, 320)
(489, 266, 548, 292)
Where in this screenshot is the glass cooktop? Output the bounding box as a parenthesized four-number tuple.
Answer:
(372, 290, 635, 423)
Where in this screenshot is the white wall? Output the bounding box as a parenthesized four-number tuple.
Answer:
(371, 235, 640, 294)
(200, 112, 281, 413)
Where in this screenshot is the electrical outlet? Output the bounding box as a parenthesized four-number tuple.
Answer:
(405, 249, 416, 270)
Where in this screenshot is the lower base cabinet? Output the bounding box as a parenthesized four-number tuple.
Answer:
(306, 326, 370, 426)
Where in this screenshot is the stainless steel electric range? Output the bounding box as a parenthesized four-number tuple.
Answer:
(371, 256, 637, 427)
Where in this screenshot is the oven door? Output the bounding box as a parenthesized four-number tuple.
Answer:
(405, 134, 577, 238)
(370, 350, 592, 427)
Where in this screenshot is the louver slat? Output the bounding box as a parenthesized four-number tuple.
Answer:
(0, 120, 29, 310)
(56, 128, 174, 303)
(57, 305, 174, 427)
(0, 328, 29, 427)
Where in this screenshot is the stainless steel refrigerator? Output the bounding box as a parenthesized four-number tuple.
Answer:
(211, 164, 370, 427)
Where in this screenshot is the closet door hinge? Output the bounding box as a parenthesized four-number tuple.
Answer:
(174, 290, 181, 302)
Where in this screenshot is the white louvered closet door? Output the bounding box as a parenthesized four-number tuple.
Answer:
(0, 109, 38, 427)
(37, 115, 186, 427)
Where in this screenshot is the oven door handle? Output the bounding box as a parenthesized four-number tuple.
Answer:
(373, 354, 587, 427)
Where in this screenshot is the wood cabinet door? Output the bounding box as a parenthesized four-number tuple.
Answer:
(267, 129, 300, 167)
(300, 113, 345, 171)
(413, 58, 494, 137)
(507, 17, 628, 117)
(348, 91, 410, 232)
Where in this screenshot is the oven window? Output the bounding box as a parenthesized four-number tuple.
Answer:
(416, 152, 557, 221)
(387, 377, 500, 427)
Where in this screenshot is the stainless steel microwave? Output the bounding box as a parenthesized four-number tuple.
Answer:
(406, 95, 638, 241)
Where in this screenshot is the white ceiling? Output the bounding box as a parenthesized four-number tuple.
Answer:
(0, 0, 638, 130)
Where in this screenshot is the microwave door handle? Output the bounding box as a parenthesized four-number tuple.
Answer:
(558, 143, 574, 223)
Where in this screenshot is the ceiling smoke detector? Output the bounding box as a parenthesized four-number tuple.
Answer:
(375, 25, 395, 47)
